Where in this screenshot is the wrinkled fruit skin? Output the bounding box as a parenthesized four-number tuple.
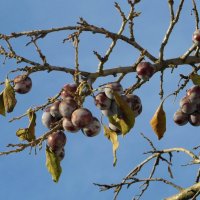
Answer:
(193, 29, 200, 46)
(61, 83, 77, 99)
(59, 97, 78, 118)
(173, 110, 189, 126)
(14, 75, 32, 94)
(187, 85, 200, 104)
(179, 96, 196, 114)
(189, 112, 200, 126)
(136, 62, 154, 81)
(62, 117, 80, 133)
(50, 100, 62, 119)
(95, 92, 112, 110)
(104, 82, 123, 99)
(42, 107, 57, 129)
(71, 108, 93, 128)
(47, 130, 66, 152)
(82, 117, 101, 137)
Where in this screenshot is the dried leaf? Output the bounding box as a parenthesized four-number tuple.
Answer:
(104, 126, 119, 166)
(16, 109, 36, 142)
(109, 92, 135, 136)
(190, 73, 200, 85)
(3, 79, 17, 113)
(0, 91, 6, 116)
(16, 128, 29, 141)
(27, 109, 36, 141)
(150, 102, 166, 140)
(108, 115, 128, 136)
(46, 146, 62, 182)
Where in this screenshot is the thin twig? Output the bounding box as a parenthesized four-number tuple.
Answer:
(159, 0, 185, 61)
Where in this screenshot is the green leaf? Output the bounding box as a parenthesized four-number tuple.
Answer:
(150, 101, 166, 140)
(3, 79, 17, 113)
(46, 146, 62, 182)
(104, 126, 119, 166)
(109, 92, 135, 136)
(0, 91, 6, 116)
(190, 73, 200, 85)
(16, 109, 36, 142)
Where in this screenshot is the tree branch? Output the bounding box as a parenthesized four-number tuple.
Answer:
(165, 182, 200, 200)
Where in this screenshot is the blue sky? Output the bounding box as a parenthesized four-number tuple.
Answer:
(0, 1, 199, 200)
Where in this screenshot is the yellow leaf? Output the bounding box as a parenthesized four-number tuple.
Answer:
(104, 126, 119, 166)
(3, 79, 17, 113)
(16, 109, 36, 142)
(16, 128, 29, 141)
(150, 102, 166, 140)
(190, 73, 200, 85)
(108, 115, 128, 136)
(111, 92, 135, 136)
(0, 91, 6, 116)
(46, 146, 62, 182)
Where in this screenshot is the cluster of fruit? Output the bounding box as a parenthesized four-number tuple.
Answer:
(173, 85, 200, 126)
(41, 83, 101, 159)
(10, 29, 200, 162)
(94, 82, 142, 134)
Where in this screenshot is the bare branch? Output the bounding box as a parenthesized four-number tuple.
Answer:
(165, 182, 200, 200)
(159, 0, 185, 61)
(192, 0, 199, 30)
(0, 122, 62, 156)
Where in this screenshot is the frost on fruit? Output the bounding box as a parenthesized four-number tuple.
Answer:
(50, 101, 62, 119)
(62, 117, 80, 133)
(136, 62, 154, 81)
(82, 117, 101, 137)
(95, 92, 112, 110)
(14, 75, 32, 94)
(104, 82, 123, 99)
(42, 107, 57, 129)
(47, 130, 66, 152)
(71, 108, 93, 128)
(59, 97, 78, 118)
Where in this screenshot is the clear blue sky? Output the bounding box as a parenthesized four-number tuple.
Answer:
(0, 1, 199, 200)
